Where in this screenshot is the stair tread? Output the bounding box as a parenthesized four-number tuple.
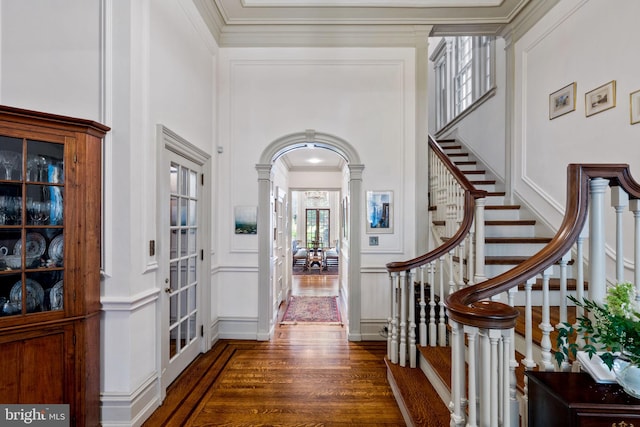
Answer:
(441, 145, 462, 150)
(385, 357, 450, 427)
(455, 161, 477, 165)
(485, 237, 552, 243)
(486, 219, 536, 225)
(470, 180, 496, 185)
(485, 205, 521, 210)
(463, 170, 486, 175)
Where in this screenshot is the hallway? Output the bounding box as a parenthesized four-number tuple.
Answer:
(142, 275, 406, 426)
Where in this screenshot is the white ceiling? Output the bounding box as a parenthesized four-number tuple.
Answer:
(280, 147, 346, 172)
(193, 0, 550, 46)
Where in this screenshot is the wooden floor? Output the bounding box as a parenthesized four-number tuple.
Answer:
(142, 274, 407, 426)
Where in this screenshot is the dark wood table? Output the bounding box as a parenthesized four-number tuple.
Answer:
(526, 370, 640, 427)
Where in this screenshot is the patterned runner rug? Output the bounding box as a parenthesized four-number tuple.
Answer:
(280, 296, 342, 325)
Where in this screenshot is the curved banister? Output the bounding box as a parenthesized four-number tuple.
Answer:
(445, 163, 640, 330)
(386, 136, 486, 273)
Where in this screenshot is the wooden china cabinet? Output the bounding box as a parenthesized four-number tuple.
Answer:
(0, 106, 109, 426)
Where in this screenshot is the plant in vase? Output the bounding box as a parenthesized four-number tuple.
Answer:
(556, 282, 640, 397)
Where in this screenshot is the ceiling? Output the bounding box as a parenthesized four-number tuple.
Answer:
(279, 147, 346, 172)
(194, 0, 551, 47)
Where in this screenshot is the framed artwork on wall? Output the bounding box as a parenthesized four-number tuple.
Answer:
(631, 89, 640, 125)
(549, 82, 576, 120)
(585, 80, 616, 117)
(234, 206, 257, 234)
(366, 190, 393, 234)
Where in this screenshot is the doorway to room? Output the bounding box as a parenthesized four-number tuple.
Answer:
(256, 130, 364, 342)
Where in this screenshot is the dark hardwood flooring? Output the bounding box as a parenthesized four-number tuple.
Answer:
(143, 275, 407, 426)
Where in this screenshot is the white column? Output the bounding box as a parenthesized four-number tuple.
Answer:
(348, 164, 365, 340)
(589, 178, 610, 303)
(256, 164, 273, 340)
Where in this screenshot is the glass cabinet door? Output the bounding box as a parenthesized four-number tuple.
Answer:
(0, 136, 64, 317)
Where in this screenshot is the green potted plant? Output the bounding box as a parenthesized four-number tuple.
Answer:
(556, 282, 640, 397)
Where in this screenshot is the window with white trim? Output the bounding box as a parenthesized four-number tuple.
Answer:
(431, 36, 496, 131)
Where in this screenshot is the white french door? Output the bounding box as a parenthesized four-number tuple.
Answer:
(160, 148, 205, 389)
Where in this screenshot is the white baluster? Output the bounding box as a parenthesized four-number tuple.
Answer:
(388, 273, 394, 361)
(438, 257, 447, 347)
(630, 199, 640, 299)
(474, 197, 486, 284)
(429, 261, 437, 347)
(522, 277, 537, 371)
(399, 271, 407, 367)
(448, 250, 456, 295)
(391, 272, 399, 364)
(611, 186, 629, 283)
(539, 266, 555, 371)
(464, 325, 479, 427)
(558, 251, 571, 325)
(449, 319, 465, 427)
(467, 219, 476, 287)
(489, 329, 501, 427)
(589, 178, 609, 303)
(480, 329, 491, 427)
(408, 270, 417, 368)
(419, 265, 427, 347)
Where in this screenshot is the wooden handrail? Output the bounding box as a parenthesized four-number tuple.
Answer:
(445, 163, 640, 330)
(386, 136, 486, 273)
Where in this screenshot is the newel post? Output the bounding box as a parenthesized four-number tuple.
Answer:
(589, 178, 609, 303)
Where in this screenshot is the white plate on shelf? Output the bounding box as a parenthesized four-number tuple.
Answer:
(48, 234, 64, 264)
(50, 280, 63, 310)
(10, 279, 44, 312)
(13, 232, 46, 257)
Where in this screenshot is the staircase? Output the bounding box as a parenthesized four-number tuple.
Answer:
(386, 138, 579, 426)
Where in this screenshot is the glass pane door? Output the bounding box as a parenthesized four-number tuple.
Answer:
(305, 208, 329, 249)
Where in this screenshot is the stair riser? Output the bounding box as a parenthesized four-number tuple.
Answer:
(485, 243, 548, 257)
(456, 164, 478, 172)
(485, 225, 535, 238)
(484, 209, 522, 221)
(485, 195, 506, 205)
(463, 172, 487, 180)
(511, 290, 578, 306)
(486, 263, 576, 279)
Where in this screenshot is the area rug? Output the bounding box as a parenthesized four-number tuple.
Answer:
(280, 296, 342, 324)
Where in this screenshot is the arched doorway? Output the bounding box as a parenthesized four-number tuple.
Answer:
(256, 130, 364, 341)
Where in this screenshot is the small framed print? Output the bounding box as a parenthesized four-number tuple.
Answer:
(366, 190, 393, 234)
(585, 80, 616, 117)
(631, 89, 640, 125)
(549, 82, 576, 120)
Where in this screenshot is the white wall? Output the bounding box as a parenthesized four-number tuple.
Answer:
(1, 1, 218, 425)
(215, 47, 417, 339)
(513, 0, 640, 272)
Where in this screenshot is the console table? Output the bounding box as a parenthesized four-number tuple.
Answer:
(526, 371, 640, 427)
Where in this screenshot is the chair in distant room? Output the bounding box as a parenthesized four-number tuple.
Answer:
(323, 240, 339, 270)
(292, 240, 308, 268)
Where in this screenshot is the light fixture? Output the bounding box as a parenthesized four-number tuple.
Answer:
(307, 157, 322, 164)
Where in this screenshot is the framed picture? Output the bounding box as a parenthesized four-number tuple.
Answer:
(234, 206, 257, 234)
(549, 82, 576, 120)
(585, 80, 616, 117)
(631, 89, 640, 125)
(366, 190, 393, 234)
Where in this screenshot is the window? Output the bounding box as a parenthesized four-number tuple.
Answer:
(431, 36, 496, 131)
